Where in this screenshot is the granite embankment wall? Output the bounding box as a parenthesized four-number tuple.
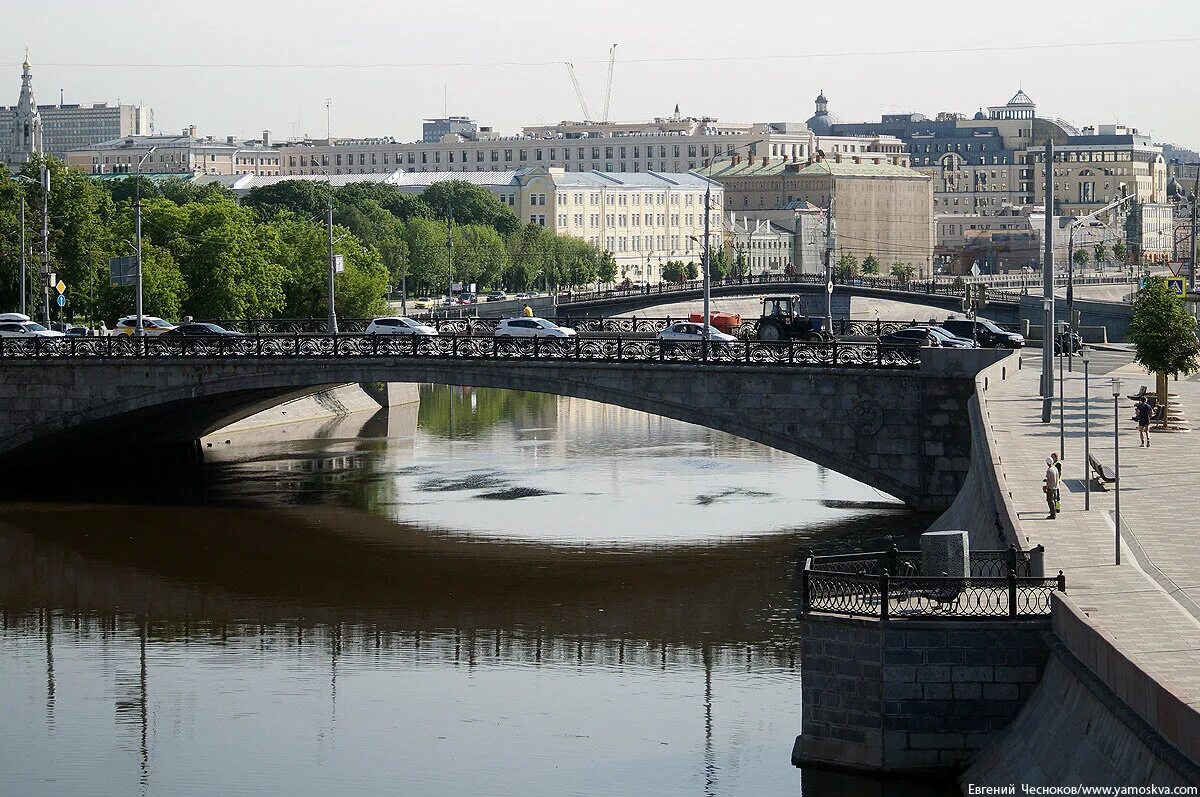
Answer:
(211, 382, 419, 436)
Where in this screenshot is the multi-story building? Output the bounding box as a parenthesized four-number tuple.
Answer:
(422, 116, 479, 143)
(67, 128, 282, 176)
(1, 58, 150, 169)
(825, 90, 1079, 215)
(725, 214, 797, 277)
(200, 167, 720, 283)
(708, 153, 935, 276)
(272, 107, 903, 179)
(1026, 125, 1167, 217)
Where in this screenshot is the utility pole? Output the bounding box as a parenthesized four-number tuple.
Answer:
(134, 147, 156, 336)
(18, 193, 26, 317)
(823, 196, 836, 334)
(40, 164, 50, 327)
(326, 187, 337, 334)
(1190, 165, 1199, 293)
(701, 180, 712, 358)
(1042, 140, 1055, 423)
(446, 203, 454, 301)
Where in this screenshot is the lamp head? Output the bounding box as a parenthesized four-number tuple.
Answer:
(1110, 377, 1122, 397)
(1079, 346, 1090, 364)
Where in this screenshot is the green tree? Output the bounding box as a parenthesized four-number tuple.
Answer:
(952, 275, 966, 293)
(861, 254, 880, 275)
(1072, 248, 1090, 268)
(1128, 276, 1200, 428)
(1113, 240, 1128, 264)
(336, 182, 431, 221)
(403, 217, 450, 295)
(505, 223, 556, 290)
(662, 260, 687, 283)
(596, 250, 618, 285)
(732, 247, 747, 277)
(420, 181, 518, 235)
(835, 253, 859, 279)
(1093, 242, 1108, 265)
(243, 180, 330, 220)
(891, 261, 916, 284)
(708, 248, 729, 280)
(554, 236, 600, 287)
(452, 224, 509, 288)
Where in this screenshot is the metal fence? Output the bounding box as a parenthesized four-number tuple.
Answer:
(0, 333, 922, 368)
(798, 545, 1062, 619)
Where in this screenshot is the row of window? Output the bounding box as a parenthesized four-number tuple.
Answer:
(595, 235, 689, 253)
(285, 142, 751, 170)
(558, 212, 719, 229)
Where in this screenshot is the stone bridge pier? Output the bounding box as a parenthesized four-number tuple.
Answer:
(0, 349, 1007, 510)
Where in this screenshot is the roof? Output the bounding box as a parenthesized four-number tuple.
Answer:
(792, 160, 926, 178)
(551, 170, 720, 189)
(1007, 89, 1035, 106)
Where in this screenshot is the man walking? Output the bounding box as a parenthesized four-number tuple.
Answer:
(1134, 397, 1152, 448)
(1043, 456, 1059, 520)
(1050, 452, 1064, 512)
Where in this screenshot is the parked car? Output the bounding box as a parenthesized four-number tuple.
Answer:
(494, 317, 577, 338)
(941, 317, 1025, 349)
(486, 290, 508, 302)
(66, 326, 92, 336)
(410, 297, 437, 310)
(163, 323, 244, 337)
(0, 314, 65, 338)
(879, 328, 941, 350)
(907, 325, 978, 349)
(110, 315, 176, 336)
(457, 292, 477, 304)
(657, 322, 739, 343)
(365, 317, 438, 336)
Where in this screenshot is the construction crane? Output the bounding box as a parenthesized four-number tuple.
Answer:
(564, 63, 593, 122)
(602, 43, 617, 123)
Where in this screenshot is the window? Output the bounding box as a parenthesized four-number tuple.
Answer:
(505, 149, 512, 161)
(605, 146, 614, 158)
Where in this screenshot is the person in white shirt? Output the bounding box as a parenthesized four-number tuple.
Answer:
(1044, 456, 1059, 520)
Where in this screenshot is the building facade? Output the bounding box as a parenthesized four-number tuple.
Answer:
(68, 129, 282, 176)
(272, 108, 903, 179)
(1026, 126, 1167, 217)
(708, 154, 935, 276)
(2, 58, 150, 169)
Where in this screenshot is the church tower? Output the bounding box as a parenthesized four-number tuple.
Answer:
(9, 53, 44, 169)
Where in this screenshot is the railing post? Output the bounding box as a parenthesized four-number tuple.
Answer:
(410, 332, 417, 357)
(744, 339, 750, 363)
(880, 572, 890, 620)
(799, 557, 811, 615)
(256, 333, 262, 357)
(1008, 569, 1018, 617)
(574, 334, 580, 359)
(1007, 544, 1018, 576)
(1057, 570, 1066, 592)
(34, 336, 41, 357)
(491, 334, 497, 358)
(788, 339, 794, 364)
(141, 335, 148, 357)
(887, 544, 898, 576)
(1030, 544, 1046, 578)
(452, 333, 458, 358)
(293, 332, 300, 356)
(832, 339, 839, 367)
(106, 335, 112, 358)
(616, 333, 623, 361)
(533, 335, 540, 359)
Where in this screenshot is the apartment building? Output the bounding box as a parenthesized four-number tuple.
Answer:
(68, 128, 282, 176)
(273, 107, 902, 180)
(1026, 125, 1167, 217)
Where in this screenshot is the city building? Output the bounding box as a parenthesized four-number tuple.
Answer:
(707, 153, 935, 276)
(68, 128, 282, 176)
(725, 214, 797, 277)
(193, 167, 720, 284)
(422, 116, 480, 143)
(826, 90, 1078, 215)
(2, 57, 150, 169)
(1026, 125, 1167, 216)
(272, 106, 903, 179)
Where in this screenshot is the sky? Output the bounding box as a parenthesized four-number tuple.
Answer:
(4, 0, 1198, 147)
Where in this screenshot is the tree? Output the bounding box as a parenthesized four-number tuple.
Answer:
(419, 181, 518, 235)
(242, 180, 330, 220)
(891, 261, 916, 284)
(1113, 240, 1128, 264)
(732, 247, 747, 277)
(452, 224, 509, 288)
(685, 261, 699, 281)
(505, 223, 556, 290)
(403, 217, 450, 295)
(1093, 242, 1108, 265)
(596, 250, 618, 285)
(1072, 248, 1090, 268)
(662, 260, 688, 283)
(861, 254, 880, 275)
(708, 248, 729, 280)
(336, 182, 430, 221)
(835, 253, 859, 280)
(952, 276, 966, 293)
(1128, 276, 1200, 429)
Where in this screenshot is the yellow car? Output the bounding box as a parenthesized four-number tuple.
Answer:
(410, 297, 436, 310)
(110, 315, 177, 336)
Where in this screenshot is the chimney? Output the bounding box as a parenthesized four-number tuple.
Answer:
(262, 130, 271, 147)
(761, 156, 769, 167)
(226, 135, 236, 144)
(732, 154, 740, 165)
(185, 124, 198, 138)
(834, 152, 842, 163)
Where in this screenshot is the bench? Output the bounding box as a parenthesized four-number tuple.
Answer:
(1088, 453, 1116, 488)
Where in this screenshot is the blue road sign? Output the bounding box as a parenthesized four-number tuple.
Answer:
(56, 294, 66, 307)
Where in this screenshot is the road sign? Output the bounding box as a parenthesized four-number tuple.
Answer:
(333, 254, 345, 273)
(970, 262, 981, 277)
(56, 294, 66, 308)
(55, 279, 65, 294)
(1166, 276, 1186, 297)
(109, 255, 137, 287)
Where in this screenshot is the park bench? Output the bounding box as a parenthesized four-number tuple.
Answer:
(1088, 453, 1116, 489)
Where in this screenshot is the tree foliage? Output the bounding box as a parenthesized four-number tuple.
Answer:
(835, 253, 859, 279)
(890, 261, 917, 283)
(861, 254, 880, 275)
(1129, 276, 1199, 380)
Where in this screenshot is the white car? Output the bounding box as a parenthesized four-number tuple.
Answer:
(657, 322, 739, 343)
(110, 315, 176, 336)
(365, 316, 438, 336)
(0, 313, 65, 338)
(494, 317, 577, 338)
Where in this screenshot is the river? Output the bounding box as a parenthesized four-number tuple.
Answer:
(0, 384, 951, 796)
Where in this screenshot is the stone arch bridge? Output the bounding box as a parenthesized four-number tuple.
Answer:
(0, 335, 1007, 511)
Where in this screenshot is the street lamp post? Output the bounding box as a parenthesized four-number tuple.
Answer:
(1187, 163, 1200, 293)
(312, 161, 338, 333)
(1081, 347, 1092, 511)
(1111, 377, 1122, 565)
(1057, 320, 1066, 459)
(134, 147, 157, 336)
(12, 175, 36, 316)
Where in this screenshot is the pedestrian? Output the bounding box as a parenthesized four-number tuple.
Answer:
(521, 304, 533, 318)
(98, 320, 107, 337)
(1050, 452, 1063, 512)
(1134, 396, 1152, 447)
(1043, 456, 1059, 520)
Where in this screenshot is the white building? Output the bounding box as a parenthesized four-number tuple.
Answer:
(68, 129, 282, 176)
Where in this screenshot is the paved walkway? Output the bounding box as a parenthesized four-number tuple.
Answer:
(985, 346, 1200, 712)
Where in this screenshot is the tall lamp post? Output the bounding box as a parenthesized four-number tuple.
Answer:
(1186, 163, 1200, 293)
(1111, 377, 1122, 565)
(1042, 140, 1055, 423)
(1057, 320, 1066, 459)
(1065, 193, 1134, 370)
(312, 161, 338, 333)
(1081, 347, 1092, 511)
(12, 174, 36, 316)
(134, 147, 157, 336)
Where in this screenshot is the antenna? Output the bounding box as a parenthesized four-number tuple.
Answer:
(443, 85, 448, 117)
(565, 63, 592, 121)
(324, 98, 332, 141)
(602, 44, 617, 123)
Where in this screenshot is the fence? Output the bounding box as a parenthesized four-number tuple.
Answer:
(798, 545, 1063, 619)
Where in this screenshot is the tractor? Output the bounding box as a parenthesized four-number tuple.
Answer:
(754, 295, 832, 342)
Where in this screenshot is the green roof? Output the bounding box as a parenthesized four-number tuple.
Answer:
(88, 173, 191, 184)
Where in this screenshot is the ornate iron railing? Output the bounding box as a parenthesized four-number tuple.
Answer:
(0, 333, 923, 368)
(798, 546, 1061, 619)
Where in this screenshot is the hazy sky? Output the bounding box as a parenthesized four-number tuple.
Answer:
(4, 0, 1198, 146)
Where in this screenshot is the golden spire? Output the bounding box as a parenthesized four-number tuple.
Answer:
(23, 48, 30, 70)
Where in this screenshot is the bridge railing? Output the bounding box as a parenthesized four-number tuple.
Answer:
(0, 333, 922, 369)
(798, 546, 1062, 620)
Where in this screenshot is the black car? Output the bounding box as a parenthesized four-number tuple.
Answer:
(879, 328, 940, 349)
(941, 318, 1025, 349)
(163, 323, 244, 336)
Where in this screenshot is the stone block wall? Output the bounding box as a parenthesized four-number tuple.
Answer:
(794, 612, 1049, 773)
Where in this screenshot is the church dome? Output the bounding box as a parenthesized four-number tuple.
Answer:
(806, 90, 837, 136)
(1167, 176, 1184, 198)
(973, 108, 987, 120)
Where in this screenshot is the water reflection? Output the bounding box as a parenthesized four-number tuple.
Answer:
(0, 385, 947, 797)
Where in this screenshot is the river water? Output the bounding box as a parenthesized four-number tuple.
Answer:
(0, 385, 946, 796)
